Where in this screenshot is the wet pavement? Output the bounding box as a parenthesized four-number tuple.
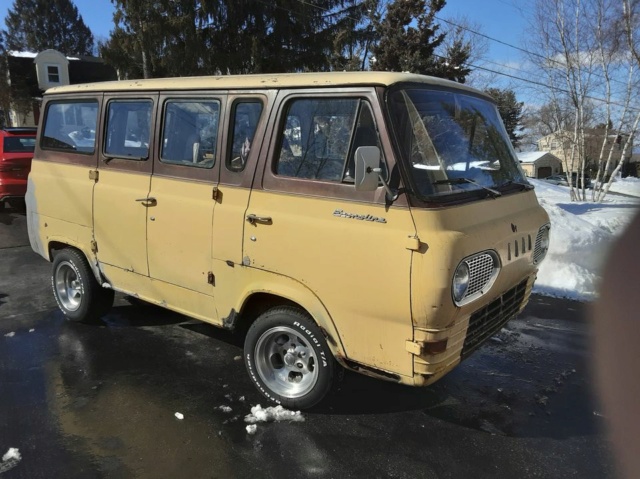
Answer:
(0, 206, 616, 478)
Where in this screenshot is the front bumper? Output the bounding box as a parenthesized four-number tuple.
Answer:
(406, 273, 535, 386)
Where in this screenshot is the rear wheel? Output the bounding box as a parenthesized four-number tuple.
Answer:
(244, 306, 338, 409)
(52, 248, 114, 323)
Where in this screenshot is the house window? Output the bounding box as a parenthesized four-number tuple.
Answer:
(47, 65, 60, 83)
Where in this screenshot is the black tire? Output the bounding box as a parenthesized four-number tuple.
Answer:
(244, 306, 338, 409)
(51, 248, 114, 323)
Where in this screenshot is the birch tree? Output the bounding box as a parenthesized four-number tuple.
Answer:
(528, 0, 639, 202)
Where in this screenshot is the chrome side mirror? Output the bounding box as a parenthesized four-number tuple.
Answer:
(354, 146, 398, 203)
(355, 146, 381, 191)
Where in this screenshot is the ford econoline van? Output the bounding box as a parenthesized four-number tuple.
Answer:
(26, 72, 550, 408)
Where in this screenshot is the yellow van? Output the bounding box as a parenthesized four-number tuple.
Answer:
(26, 72, 550, 408)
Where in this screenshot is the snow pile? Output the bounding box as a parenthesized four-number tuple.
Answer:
(244, 405, 305, 424)
(0, 448, 22, 473)
(531, 179, 639, 300)
(607, 176, 640, 197)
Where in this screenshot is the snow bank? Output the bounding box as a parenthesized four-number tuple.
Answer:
(244, 405, 305, 424)
(607, 176, 640, 198)
(531, 179, 639, 300)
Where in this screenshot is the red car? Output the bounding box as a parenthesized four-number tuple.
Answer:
(0, 127, 37, 208)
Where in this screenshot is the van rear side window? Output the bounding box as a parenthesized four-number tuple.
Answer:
(42, 100, 98, 153)
(227, 100, 263, 172)
(161, 100, 220, 168)
(105, 100, 153, 160)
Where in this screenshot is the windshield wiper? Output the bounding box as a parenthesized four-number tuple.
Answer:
(499, 180, 534, 191)
(434, 177, 502, 198)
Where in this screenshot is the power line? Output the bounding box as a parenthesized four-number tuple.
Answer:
(432, 14, 632, 89)
(290, 0, 635, 90)
(264, 0, 640, 111)
(439, 55, 640, 113)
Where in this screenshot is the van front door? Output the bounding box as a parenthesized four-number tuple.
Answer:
(94, 95, 157, 279)
(243, 93, 417, 377)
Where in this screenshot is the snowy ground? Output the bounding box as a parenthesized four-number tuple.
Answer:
(531, 178, 639, 301)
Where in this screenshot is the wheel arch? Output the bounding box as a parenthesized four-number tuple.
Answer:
(222, 278, 348, 365)
(47, 239, 104, 287)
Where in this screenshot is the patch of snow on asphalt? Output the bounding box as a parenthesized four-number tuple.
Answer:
(218, 405, 232, 413)
(1, 448, 20, 462)
(246, 424, 257, 435)
(530, 179, 639, 301)
(174, 412, 184, 420)
(0, 448, 22, 473)
(4, 332, 15, 338)
(245, 405, 305, 424)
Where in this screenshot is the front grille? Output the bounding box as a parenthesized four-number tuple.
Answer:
(465, 254, 496, 297)
(461, 279, 528, 358)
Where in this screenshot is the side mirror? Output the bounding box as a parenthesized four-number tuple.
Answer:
(355, 146, 381, 191)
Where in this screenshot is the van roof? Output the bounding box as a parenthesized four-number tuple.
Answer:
(46, 71, 491, 99)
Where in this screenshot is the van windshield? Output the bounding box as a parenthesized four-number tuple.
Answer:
(388, 87, 528, 200)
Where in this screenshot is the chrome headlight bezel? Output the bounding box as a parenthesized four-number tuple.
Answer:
(533, 224, 551, 265)
(452, 250, 501, 307)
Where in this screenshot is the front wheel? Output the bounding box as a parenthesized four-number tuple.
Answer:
(244, 306, 338, 409)
(52, 248, 114, 323)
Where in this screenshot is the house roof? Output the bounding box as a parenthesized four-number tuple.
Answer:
(6, 51, 117, 90)
(517, 151, 554, 163)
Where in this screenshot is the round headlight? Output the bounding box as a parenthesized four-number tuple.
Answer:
(452, 262, 470, 303)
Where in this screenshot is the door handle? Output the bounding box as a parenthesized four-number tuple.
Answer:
(246, 214, 272, 225)
(136, 197, 157, 206)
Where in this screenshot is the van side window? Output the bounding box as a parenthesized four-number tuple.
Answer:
(275, 98, 383, 182)
(42, 100, 98, 153)
(161, 100, 220, 168)
(105, 100, 152, 160)
(227, 100, 263, 172)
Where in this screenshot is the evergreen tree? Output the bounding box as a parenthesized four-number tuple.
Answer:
(102, 0, 371, 79)
(3, 0, 94, 56)
(372, 0, 469, 81)
(485, 87, 524, 149)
